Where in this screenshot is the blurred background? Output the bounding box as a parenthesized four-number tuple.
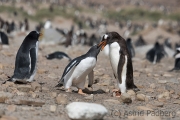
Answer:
(0, 0, 180, 46)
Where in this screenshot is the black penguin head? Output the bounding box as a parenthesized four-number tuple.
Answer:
(26, 31, 43, 41)
(87, 45, 101, 57)
(98, 32, 124, 50)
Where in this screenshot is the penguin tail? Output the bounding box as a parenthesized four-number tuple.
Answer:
(2, 77, 13, 84)
(55, 82, 63, 87)
(132, 84, 140, 92)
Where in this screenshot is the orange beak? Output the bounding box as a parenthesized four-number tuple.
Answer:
(98, 40, 107, 51)
(39, 33, 43, 37)
(39, 33, 43, 40)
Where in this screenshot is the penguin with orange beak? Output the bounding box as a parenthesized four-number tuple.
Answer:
(98, 32, 139, 96)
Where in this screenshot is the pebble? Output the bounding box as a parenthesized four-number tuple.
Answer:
(17, 85, 32, 92)
(56, 94, 68, 105)
(66, 102, 108, 120)
(41, 87, 49, 92)
(136, 94, 145, 101)
(37, 69, 48, 74)
(172, 94, 179, 99)
(31, 82, 42, 92)
(133, 72, 140, 77)
(119, 93, 132, 103)
(173, 100, 180, 104)
(158, 80, 167, 84)
(163, 73, 172, 77)
(48, 73, 57, 79)
(104, 99, 120, 104)
(84, 94, 94, 100)
(150, 101, 164, 107)
(150, 83, 156, 89)
(50, 92, 57, 98)
(50, 105, 56, 112)
(127, 90, 136, 96)
(0, 116, 18, 120)
(136, 106, 153, 111)
(0, 92, 13, 103)
(7, 105, 16, 112)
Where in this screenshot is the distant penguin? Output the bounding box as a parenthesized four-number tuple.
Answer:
(164, 38, 172, 49)
(146, 42, 167, 64)
(24, 18, 29, 31)
(170, 47, 180, 71)
(3, 31, 42, 83)
(44, 20, 52, 29)
(55, 45, 102, 95)
(126, 38, 135, 58)
(46, 51, 72, 61)
(0, 31, 9, 45)
(135, 35, 146, 47)
(98, 32, 139, 95)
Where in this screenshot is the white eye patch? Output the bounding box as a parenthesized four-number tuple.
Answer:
(104, 34, 108, 39)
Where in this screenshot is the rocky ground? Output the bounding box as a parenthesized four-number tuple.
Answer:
(0, 29, 180, 120)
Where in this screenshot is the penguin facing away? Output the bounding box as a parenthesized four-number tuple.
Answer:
(55, 45, 102, 95)
(146, 42, 167, 64)
(46, 51, 72, 61)
(170, 47, 180, 71)
(3, 31, 42, 84)
(98, 32, 139, 95)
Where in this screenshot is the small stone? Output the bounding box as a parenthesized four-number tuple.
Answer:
(172, 94, 179, 99)
(150, 101, 164, 107)
(163, 73, 172, 77)
(105, 89, 110, 93)
(119, 93, 132, 103)
(158, 80, 167, 84)
(0, 116, 18, 120)
(4, 81, 15, 87)
(56, 94, 68, 105)
(17, 100, 45, 107)
(42, 87, 49, 92)
(0, 63, 4, 69)
(104, 99, 120, 104)
(154, 74, 160, 77)
(146, 88, 154, 93)
(84, 94, 94, 100)
(147, 73, 152, 77)
(66, 102, 108, 120)
(16, 91, 25, 96)
(136, 94, 145, 101)
(31, 92, 39, 98)
(0, 92, 13, 103)
(136, 106, 153, 111)
(133, 72, 140, 77)
(17, 85, 32, 92)
(48, 73, 57, 79)
(37, 69, 47, 74)
(150, 83, 156, 89)
(7, 105, 16, 112)
(50, 105, 56, 112)
(50, 92, 57, 98)
(31, 82, 42, 92)
(127, 90, 136, 96)
(173, 100, 180, 104)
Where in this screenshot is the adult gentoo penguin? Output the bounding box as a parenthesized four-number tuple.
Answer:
(3, 31, 42, 84)
(55, 45, 101, 95)
(98, 32, 138, 95)
(46, 51, 72, 61)
(170, 47, 180, 71)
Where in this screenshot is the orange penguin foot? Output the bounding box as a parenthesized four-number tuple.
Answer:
(78, 89, 87, 95)
(112, 89, 121, 97)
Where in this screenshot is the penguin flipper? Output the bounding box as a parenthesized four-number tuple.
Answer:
(88, 70, 94, 87)
(29, 47, 37, 74)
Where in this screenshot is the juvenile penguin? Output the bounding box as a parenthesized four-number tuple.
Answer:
(55, 45, 101, 95)
(146, 42, 167, 64)
(98, 32, 138, 95)
(170, 47, 180, 71)
(3, 31, 42, 83)
(46, 51, 72, 61)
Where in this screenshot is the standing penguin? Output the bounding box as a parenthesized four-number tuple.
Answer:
(98, 32, 138, 95)
(0, 31, 9, 45)
(3, 31, 42, 83)
(55, 45, 102, 95)
(170, 47, 180, 71)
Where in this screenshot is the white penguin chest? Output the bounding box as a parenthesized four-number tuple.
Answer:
(109, 42, 120, 77)
(73, 57, 96, 79)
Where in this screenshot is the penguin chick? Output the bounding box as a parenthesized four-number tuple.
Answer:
(55, 45, 101, 95)
(3, 31, 42, 84)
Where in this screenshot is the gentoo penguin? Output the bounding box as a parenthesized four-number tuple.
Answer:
(46, 51, 72, 61)
(146, 42, 167, 64)
(3, 31, 42, 84)
(126, 38, 135, 58)
(135, 35, 146, 47)
(170, 47, 180, 71)
(98, 32, 138, 95)
(55, 45, 101, 95)
(0, 31, 9, 45)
